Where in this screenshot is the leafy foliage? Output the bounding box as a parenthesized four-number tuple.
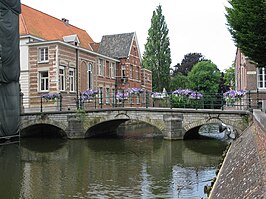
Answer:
(172, 53, 205, 76)
(188, 61, 221, 94)
(142, 5, 171, 91)
(171, 89, 203, 108)
(170, 73, 190, 91)
(225, 0, 266, 67)
(224, 64, 235, 90)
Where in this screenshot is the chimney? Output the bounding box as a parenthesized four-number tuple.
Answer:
(61, 18, 69, 25)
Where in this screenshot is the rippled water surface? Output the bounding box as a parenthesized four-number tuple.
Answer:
(0, 137, 226, 199)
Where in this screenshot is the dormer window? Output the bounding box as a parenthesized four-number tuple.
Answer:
(63, 34, 80, 46)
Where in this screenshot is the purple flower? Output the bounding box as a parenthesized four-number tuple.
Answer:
(189, 92, 203, 99)
(128, 88, 144, 95)
(116, 92, 128, 101)
(81, 89, 99, 100)
(224, 90, 246, 99)
(151, 92, 163, 99)
(172, 89, 202, 99)
(172, 89, 193, 96)
(42, 93, 60, 101)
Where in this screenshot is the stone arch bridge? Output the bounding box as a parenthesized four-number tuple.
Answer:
(20, 108, 251, 140)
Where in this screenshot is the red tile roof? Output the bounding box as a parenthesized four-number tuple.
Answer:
(20, 4, 94, 50)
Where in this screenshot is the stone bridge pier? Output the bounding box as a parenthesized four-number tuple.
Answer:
(162, 114, 183, 139)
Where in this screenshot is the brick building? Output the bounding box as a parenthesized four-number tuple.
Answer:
(235, 48, 266, 108)
(97, 32, 152, 105)
(19, 4, 152, 111)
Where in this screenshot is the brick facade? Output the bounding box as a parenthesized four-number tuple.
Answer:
(20, 4, 152, 111)
(235, 48, 266, 109)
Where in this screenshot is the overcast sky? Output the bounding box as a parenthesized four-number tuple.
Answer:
(21, 0, 236, 71)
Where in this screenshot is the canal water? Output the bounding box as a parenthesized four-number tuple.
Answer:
(0, 125, 227, 199)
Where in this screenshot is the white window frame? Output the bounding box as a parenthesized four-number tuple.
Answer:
(87, 63, 93, 89)
(111, 62, 116, 79)
(121, 64, 125, 78)
(106, 88, 110, 104)
(69, 68, 75, 92)
(257, 67, 266, 89)
(108, 62, 111, 78)
(38, 47, 49, 63)
(59, 66, 66, 91)
(39, 71, 49, 92)
(112, 88, 115, 104)
(98, 59, 104, 76)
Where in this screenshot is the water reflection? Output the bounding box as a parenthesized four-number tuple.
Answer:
(0, 137, 226, 199)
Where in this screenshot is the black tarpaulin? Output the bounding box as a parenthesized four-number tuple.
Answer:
(0, 82, 20, 136)
(0, 0, 21, 136)
(0, 0, 20, 83)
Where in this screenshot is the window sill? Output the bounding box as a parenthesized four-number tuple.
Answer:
(38, 61, 49, 64)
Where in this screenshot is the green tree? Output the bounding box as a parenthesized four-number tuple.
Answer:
(143, 5, 171, 91)
(188, 61, 221, 94)
(172, 53, 205, 76)
(224, 64, 235, 90)
(170, 73, 190, 91)
(225, 0, 266, 67)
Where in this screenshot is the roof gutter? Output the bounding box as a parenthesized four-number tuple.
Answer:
(20, 34, 45, 42)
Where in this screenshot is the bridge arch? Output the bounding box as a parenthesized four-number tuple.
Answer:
(20, 122, 67, 138)
(85, 119, 130, 138)
(183, 118, 242, 139)
(85, 118, 164, 138)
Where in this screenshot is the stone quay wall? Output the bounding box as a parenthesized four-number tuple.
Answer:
(209, 109, 266, 199)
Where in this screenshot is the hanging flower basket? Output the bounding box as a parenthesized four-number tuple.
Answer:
(127, 88, 144, 95)
(116, 92, 128, 101)
(151, 92, 167, 99)
(81, 89, 98, 101)
(172, 89, 203, 99)
(223, 90, 246, 106)
(42, 93, 60, 101)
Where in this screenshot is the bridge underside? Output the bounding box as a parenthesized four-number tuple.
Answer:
(85, 119, 130, 138)
(20, 124, 67, 138)
(184, 126, 203, 139)
(85, 119, 164, 139)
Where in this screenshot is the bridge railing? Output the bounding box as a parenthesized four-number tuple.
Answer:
(20, 90, 266, 113)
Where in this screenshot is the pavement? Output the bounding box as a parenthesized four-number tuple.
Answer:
(209, 109, 266, 199)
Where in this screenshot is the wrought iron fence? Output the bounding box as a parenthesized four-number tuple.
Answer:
(20, 89, 266, 113)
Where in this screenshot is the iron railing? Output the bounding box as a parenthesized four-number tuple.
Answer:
(20, 90, 266, 113)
